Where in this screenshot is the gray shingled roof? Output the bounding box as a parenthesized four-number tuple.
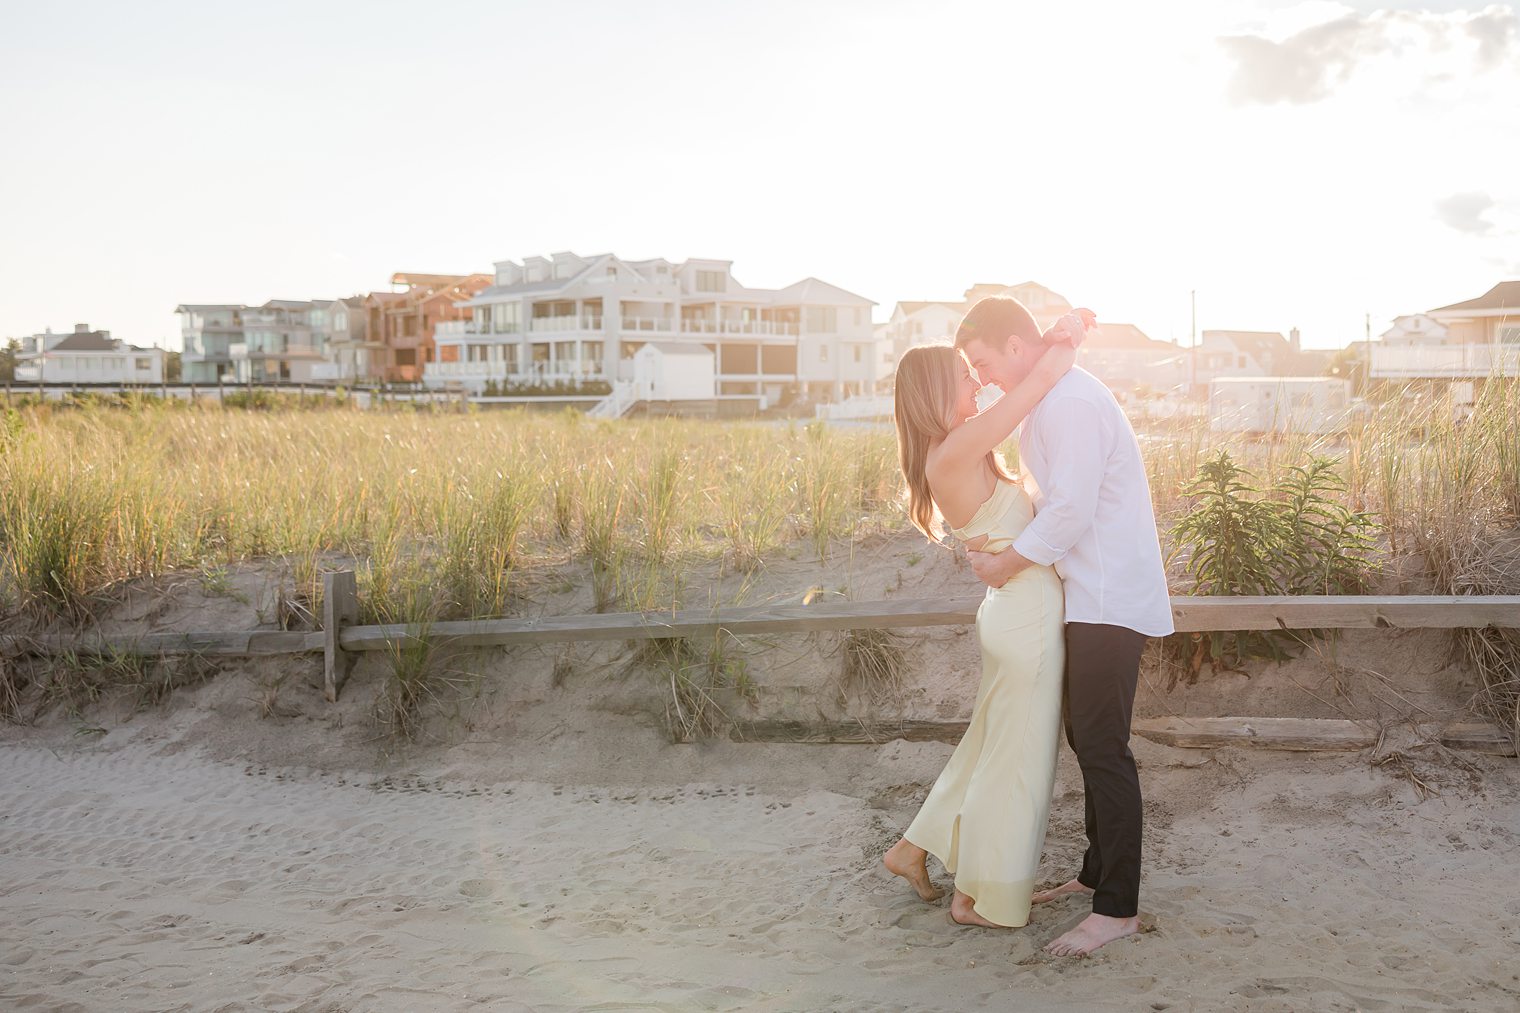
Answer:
(51, 332, 120, 352)
(1430, 281, 1520, 313)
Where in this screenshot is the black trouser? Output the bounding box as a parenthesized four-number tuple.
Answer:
(1062, 622, 1148, 919)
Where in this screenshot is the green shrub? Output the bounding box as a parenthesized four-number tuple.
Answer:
(1169, 450, 1379, 678)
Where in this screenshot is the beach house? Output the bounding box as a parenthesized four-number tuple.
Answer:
(372, 273, 492, 383)
(1371, 282, 1520, 384)
(15, 324, 166, 385)
(427, 253, 877, 404)
(176, 305, 244, 383)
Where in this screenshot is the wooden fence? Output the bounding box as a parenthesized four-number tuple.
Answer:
(3, 572, 1516, 711)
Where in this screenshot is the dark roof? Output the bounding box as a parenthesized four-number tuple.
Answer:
(52, 332, 120, 352)
(1429, 281, 1520, 313)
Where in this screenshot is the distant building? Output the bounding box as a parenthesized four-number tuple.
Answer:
(1371, 282, 1520, 381)
(1380, 313, 1448, 347)
(231, 300, 328, 383)
(883, 281, 1184, 396)
(1194, 329, 1301, 387)
(176, 305, 243, 383)
(1208, 377, 1351, 434)
(15, 324, 165, 384)
(429, 252, 877, 402)
(311, 297, 381, 383)
(372, 273, 492, 383)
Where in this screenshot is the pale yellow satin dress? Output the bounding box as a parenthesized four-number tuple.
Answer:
(904, 477, 1066, 927)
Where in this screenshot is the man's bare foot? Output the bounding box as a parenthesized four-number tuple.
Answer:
(1044, 912, 1140, 956)
(949, 889, 1008, 928)
(1031, 878, 1094, 905)
(882, 839, 944, 902)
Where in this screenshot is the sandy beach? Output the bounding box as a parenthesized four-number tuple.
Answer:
(4, 697, 1518, 1012)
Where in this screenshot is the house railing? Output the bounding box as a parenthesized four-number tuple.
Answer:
(1370, 343, 1520, 378)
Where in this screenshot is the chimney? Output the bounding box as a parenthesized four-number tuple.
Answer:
(1289, 326, 1300, 352)
(75, 323, 89, 333)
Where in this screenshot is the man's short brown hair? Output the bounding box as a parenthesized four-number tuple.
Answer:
(954, 296, 1042, 351)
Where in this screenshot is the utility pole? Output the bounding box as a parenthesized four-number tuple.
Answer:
(1189, 289, 1197, 397)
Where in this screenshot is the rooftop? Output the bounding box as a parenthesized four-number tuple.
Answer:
(1429, 281, 1520, 314)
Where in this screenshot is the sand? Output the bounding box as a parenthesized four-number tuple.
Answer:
(3, 718, 1518, 1011)
(3, 539, 1519, 1010)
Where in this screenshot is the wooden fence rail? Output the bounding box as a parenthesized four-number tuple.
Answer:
(3, 575, 1517, 708)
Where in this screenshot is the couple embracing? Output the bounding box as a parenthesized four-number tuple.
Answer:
(882, 296, 1173, 958)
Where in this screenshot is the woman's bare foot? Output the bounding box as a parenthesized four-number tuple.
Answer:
(1031, 878, 1094, 905)
(1044, 912, 1140, 956)
(949, 889, 1007, 928)
(882, 839, 943, 902)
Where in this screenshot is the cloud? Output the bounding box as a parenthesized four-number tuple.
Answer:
(1467, 6, 1520, 68)
(1219, 5, 1520, 105)
(1435, 191, 1497, 235)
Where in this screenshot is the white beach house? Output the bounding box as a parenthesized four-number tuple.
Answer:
(426, 252, 878, 403)
(1371, 282, 1520, 382)
(14, 324, 165, 385)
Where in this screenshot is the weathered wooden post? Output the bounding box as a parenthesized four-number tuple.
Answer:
(322, 569, 359, 702)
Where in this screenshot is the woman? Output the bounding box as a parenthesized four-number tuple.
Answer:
(881, 317, 1083, 929)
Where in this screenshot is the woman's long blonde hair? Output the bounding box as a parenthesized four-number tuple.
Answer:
(892, 344, 1015, 541)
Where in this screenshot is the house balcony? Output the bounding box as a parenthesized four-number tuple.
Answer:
(423, 360, 606, 386)
(1370, 343, 1520, 379)
(678, 319, 799, 337)
(435, 320, 522, 338)
(529, 315, 603, 334)
(619, 316, 678, 333)
(228, 342, 325, 360)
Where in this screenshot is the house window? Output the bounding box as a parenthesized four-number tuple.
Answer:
(853, 345, 862, 363)
(696, 270, 726, 293)
(820, 344, 829, 362)
(135, 357, 151, 369)
(805, 307, 837, 333)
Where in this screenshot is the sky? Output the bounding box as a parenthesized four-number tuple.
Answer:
(1, 0, 1516, 352)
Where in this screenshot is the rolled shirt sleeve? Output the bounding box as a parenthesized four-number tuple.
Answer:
(1011, 397, 1107, 566)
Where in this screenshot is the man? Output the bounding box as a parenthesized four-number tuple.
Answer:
(954, 296, 1173, 957)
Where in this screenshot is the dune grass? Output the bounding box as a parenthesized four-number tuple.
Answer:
(1, 381, 1516, 736)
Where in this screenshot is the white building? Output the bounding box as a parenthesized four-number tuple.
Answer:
(1194, 329, 1301, 387)
(883, 300, 963, 362)
(633, 342, 715, 401)
(14, 324, 165, 385)
(176, 305, 243, 383)
(1379, 313, 1449, 347)
(1371, 282, 1520, 381)
(1208, 376, 1351, 434)
(427, 252, 877, 403)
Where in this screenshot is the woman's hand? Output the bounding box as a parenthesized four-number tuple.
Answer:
(1042, 308, 1096, 348)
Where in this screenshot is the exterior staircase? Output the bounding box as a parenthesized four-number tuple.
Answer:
(587, 380, 637, 419)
